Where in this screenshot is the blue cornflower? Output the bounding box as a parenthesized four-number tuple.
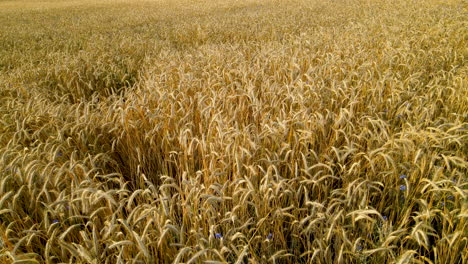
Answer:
(399, 174, 407, 179)
(399, 185, 407, 191)
(382, 215, 388, 221)
(215, 233, 222, 239)
(52, 220, 59, 224)
(357, 245, 363, 251)
(448, 196, 454, 200)
(267, 233, 273, 240)
(56, 152, 63, 157)
(441, 202, 445, 206)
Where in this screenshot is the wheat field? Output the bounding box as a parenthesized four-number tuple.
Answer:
(0, 0, 467, 263)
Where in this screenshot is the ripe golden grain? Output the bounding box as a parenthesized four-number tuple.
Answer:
(1, 0, 467, 263)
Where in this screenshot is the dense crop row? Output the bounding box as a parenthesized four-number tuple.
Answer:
(0, 0, 466, 263)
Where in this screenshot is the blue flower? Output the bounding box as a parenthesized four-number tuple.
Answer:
(52, 220, 59, 224)
(399, 174, 407, 179)
(267, 233, 273, 240)
(448, 196, 454, 200)
(382, 215, 388, 221)
(357, 245, 363, 251)
(56, 152, 63, 157)
(441, 202, 445, 206)
(399, 185, 407, 191)
(215, 233, 222, 239)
